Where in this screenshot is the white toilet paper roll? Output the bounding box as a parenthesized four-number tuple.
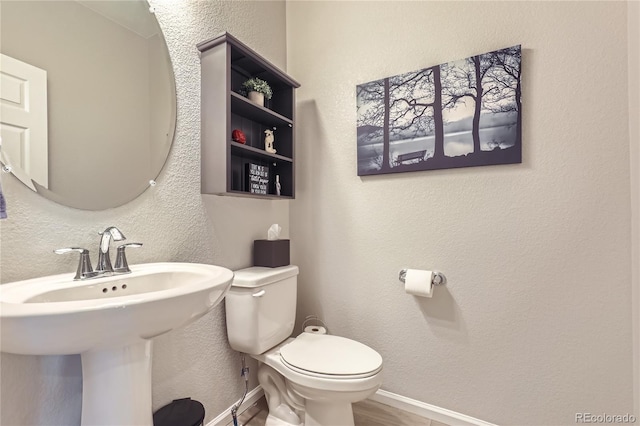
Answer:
(304, 326, 327, 334)
(404, 269, 434, 297)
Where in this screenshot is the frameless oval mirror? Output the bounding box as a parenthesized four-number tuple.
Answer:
(0, 0, 176, 210)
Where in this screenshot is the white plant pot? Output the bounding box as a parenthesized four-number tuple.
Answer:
(248, 91, 265, 106)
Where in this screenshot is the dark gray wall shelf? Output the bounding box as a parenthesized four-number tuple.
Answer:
(198, 32, 300, 199)
(230, 142, 293, 163)
(230, 92, 293, 127)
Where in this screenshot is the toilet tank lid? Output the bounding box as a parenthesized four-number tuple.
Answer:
(232, 265, 299, 288)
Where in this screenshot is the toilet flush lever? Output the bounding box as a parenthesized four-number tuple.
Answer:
(252, 290, 266, 298)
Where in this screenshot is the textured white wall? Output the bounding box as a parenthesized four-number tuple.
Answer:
(287, 2, 633, 425)
(0, 1, 288, 424)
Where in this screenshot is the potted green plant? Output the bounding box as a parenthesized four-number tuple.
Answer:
(241, 77, 272, 107)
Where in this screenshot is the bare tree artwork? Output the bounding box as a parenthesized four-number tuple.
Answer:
(356, 45, 522, 176)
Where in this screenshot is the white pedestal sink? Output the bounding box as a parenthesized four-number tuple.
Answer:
(0, 262, 234, 425)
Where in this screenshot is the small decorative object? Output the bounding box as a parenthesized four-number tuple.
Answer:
(241, 77, 272, 107)
(264, 129, 276, 154)
(246, 163, 269, 195)
(232, 129, 246, 144)
(275, 174, 281, 196)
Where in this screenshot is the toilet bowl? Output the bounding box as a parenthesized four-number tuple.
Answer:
(225, 266, 383, 426)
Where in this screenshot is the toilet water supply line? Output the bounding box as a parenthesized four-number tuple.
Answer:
(231, 353, 250, 426)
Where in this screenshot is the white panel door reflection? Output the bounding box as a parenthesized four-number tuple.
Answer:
(0, 54, 48, 190)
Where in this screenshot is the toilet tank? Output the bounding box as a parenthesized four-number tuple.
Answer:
(225, 265, 299, 354)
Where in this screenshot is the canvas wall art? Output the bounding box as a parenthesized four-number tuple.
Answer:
(356, 45, 522, 176)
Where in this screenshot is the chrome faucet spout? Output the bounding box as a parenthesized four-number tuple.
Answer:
(99, 227, 125, 253)
(96, 226, 126, 273)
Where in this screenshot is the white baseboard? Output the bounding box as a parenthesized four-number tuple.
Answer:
(369, 389, 497, 426)
(207, 386, 265, 426)
(207, 386, 495, 426)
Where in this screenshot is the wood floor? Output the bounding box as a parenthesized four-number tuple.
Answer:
(227, 397, 450, 426)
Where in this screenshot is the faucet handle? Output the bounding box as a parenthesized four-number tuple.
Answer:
(114, 243, 142, 274)
(54, 247, 98, 280)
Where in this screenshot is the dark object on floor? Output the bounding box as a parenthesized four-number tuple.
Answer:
(153, 398, 205, 426)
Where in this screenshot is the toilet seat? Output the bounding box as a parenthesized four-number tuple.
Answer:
(280, 333, 382, 379)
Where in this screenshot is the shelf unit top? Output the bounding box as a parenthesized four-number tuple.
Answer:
(197, 32, 300, 89)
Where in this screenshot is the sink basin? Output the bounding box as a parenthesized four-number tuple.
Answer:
(0, 262, 234, 425)
(1, 262, 234, 355)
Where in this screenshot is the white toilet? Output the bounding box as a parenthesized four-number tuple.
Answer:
(225, 265, 383, 426)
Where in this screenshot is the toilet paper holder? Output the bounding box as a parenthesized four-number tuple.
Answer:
(398, 269, 447, 286)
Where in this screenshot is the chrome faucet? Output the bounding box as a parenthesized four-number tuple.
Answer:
(55, 226, 142, 280)
(95, 226, 126, 273)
